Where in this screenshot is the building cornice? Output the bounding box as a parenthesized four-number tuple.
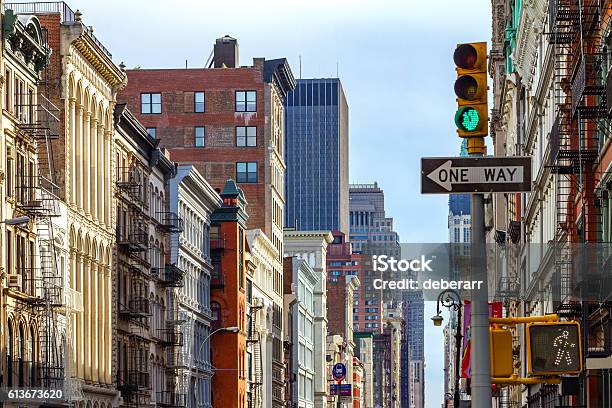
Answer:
(512, 0, 547, 87)
(283, 230, 334, 244)
(65, 23, 126, 89)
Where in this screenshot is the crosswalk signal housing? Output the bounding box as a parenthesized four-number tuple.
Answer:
(454, 42, 488, 138)
(526, 322, 582, 376)
(490, 327, 514, 378)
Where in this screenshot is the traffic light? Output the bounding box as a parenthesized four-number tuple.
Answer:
(490, 327, 513, 378)
(526, 322, 582, 376)
(454, 42, 488, 140)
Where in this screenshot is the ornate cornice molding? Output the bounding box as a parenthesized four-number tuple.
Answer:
(72, 34, 126, 88)
(512, 0, 547, 87)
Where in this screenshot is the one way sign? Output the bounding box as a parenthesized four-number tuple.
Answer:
(421, 156, 532, 194)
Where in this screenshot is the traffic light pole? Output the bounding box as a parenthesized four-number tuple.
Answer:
(469, 148, 492, 408)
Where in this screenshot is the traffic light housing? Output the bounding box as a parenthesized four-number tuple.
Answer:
(490, 327, 513, 378)
(526, 322, 582, 376)
(454, 42, 488, 139)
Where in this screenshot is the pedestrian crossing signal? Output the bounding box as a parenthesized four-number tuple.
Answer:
(526, 322, 582, 375)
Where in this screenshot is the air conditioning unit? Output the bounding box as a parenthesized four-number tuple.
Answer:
(8, 274, 22, 290)
(7, 146, 14, 160)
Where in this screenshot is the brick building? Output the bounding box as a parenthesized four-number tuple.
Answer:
(210, 179, 249, 408)
(118, 36, 295, 264)
(326, 231, 376, 332)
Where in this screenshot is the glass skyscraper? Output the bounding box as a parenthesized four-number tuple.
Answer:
(284, 78, 349, 233)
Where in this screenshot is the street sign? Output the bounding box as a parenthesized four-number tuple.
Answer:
(331, 363, 347, 381)
(330, 384, 352, 396)
(421, 156, 532, 194)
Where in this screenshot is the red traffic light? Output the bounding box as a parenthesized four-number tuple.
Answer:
(454, 44, 478, 69)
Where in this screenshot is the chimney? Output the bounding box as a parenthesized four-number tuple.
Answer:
(214, 35, 239, 68)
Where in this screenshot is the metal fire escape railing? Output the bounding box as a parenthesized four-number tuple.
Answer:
(117, 334, 151, 407)
(546, 0, 607, 306)
(247, 299, 264, 408)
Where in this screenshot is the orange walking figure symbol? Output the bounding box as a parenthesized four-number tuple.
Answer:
(553, 330, 575, 366)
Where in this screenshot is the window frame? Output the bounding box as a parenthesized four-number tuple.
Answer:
(236, 126, 257, 147)
(141, 92, 162, 114)
(195, 126, 205, 147)
(146, 127, 157, 139)
(235, 90, 257, 112)
(236, 162, 257, 183)
(194, 91, 205, 113)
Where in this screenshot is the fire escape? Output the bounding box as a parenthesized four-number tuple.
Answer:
(10, 24, 75, 401)
(116, 162, 152, 407)
(247, 298, 264, 408)
(156, 208, 185, 407)
(159, 288, 186, 408)
(548, 0, 605, 302)
(547, 0, 612, 396)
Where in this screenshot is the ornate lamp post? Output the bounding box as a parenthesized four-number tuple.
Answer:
(431, 289, 463, 408)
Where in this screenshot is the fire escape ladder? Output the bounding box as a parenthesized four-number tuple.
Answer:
(248, 301, 264, 408)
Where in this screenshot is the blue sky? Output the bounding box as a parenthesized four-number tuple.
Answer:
(72, 0, 492, 405)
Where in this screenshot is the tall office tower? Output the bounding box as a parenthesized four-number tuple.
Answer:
(349, 182, 400, 301)
(402, 290, 425, 408)
(284, 78, 349, 234)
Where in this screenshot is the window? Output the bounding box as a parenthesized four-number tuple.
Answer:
(146, 128, 157, 138)
(5, 68, 11, 113)
(236, 126, 256, 147)
(235, 91, 256, 112)
(236, 162, 257, 183)
(194, 92, 205, 112)
(141, 93, 161, 114)
(195, 127, 205, 147)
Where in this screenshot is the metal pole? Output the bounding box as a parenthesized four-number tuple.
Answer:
(470, 188, 492, 407)
(454, 302, 463, 408)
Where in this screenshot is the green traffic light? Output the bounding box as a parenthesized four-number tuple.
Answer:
(455, 107, 480, 132)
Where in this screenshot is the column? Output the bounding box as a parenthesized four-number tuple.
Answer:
(76, 106, 83, 209)
(99, 264, 105, 384)
(98, 123, 106, 226)
(84, 255, 91, 382)
(70, 249, 77, 373)
(77, 251, 84, 379)
(105, 130, 112, 226)
(105, 267, 112, 384)
(92, 261, 99, 383)
(69, 98, 76, 205)
(90, 118, 98, 222)
(84, 112, 91, 215)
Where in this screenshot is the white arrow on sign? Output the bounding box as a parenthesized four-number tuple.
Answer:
(426, 160, 525, 191)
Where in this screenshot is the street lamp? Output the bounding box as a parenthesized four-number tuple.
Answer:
(194, 326, 240, 407)
(2, 216, 31, 226)
(432, 289, 462, 408)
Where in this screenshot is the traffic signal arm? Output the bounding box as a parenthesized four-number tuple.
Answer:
(489, 314, 558, 325)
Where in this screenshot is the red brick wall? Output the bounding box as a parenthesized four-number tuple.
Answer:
(118, 64, 269, 232)
(211, 219, 247, 408)
(326, 279, 348, 337)
(35, 14, 68, 198)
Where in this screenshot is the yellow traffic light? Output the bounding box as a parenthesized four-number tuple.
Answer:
(454, 42, 489, 139)
(526, 322, 582, 376)
(490, 327, 513, 378)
